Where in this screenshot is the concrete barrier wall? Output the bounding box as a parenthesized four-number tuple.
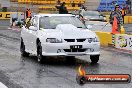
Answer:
(0, 12, 11, 19)
(124, 16, 132, 24)
(95, 31, 132, 52)
(106, 15, 132, 24)
(0, 12, 24, 20)
(115, 34, 132, 51)
(95, 31, 112, 46)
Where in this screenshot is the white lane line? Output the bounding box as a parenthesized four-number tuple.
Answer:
(8, 27, 12, 29)
(8, 27, 21, 31)
(0, 82, 8, 88)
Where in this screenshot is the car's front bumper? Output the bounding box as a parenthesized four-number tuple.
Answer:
(41, 42, 100, 56)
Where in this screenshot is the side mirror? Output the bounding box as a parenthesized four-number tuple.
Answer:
(86, 25, 92, 29)
(29, 26, 37, 31)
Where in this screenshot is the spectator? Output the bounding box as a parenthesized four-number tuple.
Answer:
(28, 9, 31, 18)
(55, 0, 61, 9)
(57, 0, 61, 4)
(26, 9, 31, 18)
(71, 1, 75, 7)
(78, 1, 82, 7)
(26, 16, 32, 29)
(122, 7, 126, 24)
(112, 0, 117, 6)
(126, 0, 131, 14)
(80, 4, 86, 10)
(10, 13, 18, 27)
(59, 2, 68, 14)
(26, 9, 28, 18)
(109, 5, 123, 32)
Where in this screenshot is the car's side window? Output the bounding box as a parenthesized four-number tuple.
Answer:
(39, 17, 47, 29)
(31, 17, 38, 27)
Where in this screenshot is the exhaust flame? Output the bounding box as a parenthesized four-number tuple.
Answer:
(78, 66, 86, 76)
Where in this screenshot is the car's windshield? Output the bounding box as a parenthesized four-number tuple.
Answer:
(39, 16, 86, 29)
(83, 11, 100, 16)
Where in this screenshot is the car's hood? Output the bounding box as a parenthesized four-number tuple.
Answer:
(42, 24, 96, 39)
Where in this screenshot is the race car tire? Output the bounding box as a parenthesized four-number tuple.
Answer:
(37, 41, 45, 63)
(20, 38, 29, 57)
(90, 55, 99, 63)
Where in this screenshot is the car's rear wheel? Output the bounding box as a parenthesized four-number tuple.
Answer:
(90, 55, 99, 63)
(65, 56, 76, 63)
(20, 38, 29, 57)
(37, 41, 45, 63)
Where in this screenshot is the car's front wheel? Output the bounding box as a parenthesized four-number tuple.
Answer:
(90, 55, 99, 63)
(37, 41, 45, 63)
(20, 38, 29, 57)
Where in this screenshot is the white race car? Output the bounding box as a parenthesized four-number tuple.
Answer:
(20, 14, 100, 63)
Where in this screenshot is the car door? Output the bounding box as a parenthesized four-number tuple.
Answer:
(26, 17, 38, 54)
(21, 24, 31, 52)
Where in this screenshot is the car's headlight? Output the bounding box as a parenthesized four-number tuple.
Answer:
(46, 38, 62, 43)
(88, 37, 99, 43)
(94, 37, 99, 42)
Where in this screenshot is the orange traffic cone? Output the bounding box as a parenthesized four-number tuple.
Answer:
(111, 16, 120, 34)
